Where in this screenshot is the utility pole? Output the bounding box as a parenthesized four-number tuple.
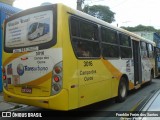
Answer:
(77, 0, 84, 11)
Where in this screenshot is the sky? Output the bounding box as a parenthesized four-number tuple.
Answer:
(13, 0, 160, 29)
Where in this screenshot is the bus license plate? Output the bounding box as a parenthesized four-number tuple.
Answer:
(21, 87, 32, 93)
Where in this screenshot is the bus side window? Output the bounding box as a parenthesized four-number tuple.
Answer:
(76, 41, 91, 57)
(80, 21, 98, 41)
(70, 17, 100, 59)
(119, 34, 132, 59)
(71, 18, 79, 37)
(101, 27, 119, 58)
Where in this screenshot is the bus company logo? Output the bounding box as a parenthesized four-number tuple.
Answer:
(17, 64, 24, 76)
(17, 64, 48, 74)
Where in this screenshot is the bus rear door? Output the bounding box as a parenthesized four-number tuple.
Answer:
(132, 39, 142, 87)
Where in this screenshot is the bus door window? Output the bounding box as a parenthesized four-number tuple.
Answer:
(147, 43, 154, 58)
(141, 42, 148, 58)
(140, 41, 151, 80)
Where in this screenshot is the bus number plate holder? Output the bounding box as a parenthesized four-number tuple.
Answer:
(21, 87, 32, 93)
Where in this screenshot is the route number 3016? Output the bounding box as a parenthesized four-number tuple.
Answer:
(83, 61, 93, 67)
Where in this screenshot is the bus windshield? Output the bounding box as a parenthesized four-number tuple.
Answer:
(4, 5, 56, 53)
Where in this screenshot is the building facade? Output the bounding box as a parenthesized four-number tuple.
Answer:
(134, 31, 160, 48)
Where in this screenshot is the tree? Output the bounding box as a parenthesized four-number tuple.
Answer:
(121, 25, 156, 32)
(121, 25, 160, 35)
(83, 5, 115, 23)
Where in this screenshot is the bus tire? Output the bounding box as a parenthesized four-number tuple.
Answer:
(116, 77, 128, 102)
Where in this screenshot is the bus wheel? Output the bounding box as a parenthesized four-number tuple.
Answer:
(116, 77, 128, 102)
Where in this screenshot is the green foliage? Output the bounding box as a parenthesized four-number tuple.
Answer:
(83, 5, 115, 23)
(121, 25, 160, 35)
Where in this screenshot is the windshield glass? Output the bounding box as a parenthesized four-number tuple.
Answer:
(5, 10, 53, 49)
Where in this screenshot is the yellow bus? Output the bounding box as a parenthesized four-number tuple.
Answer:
(2, 3, 156, 110)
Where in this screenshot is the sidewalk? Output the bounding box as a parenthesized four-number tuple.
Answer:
(0, 92, 27, 111)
